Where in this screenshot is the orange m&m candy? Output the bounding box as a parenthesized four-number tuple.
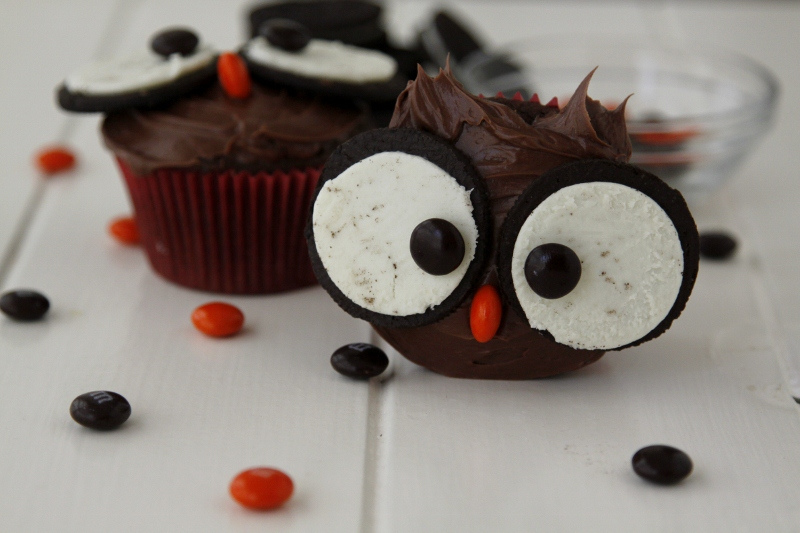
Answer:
(217, 52, 251, 99)
(230, 467, 294, 510)
(108, 216, 140, 245)
(35, 146, 76, 175)
(191, 302, 244, 337)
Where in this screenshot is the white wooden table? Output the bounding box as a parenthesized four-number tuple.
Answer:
(2, 1, 800, 531)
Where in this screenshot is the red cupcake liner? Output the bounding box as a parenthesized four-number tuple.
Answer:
(116, 158, 320, 294)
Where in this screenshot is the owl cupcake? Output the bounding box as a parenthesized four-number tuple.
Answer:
(56, 26, 405, 294)
(306, 65, 699, 379)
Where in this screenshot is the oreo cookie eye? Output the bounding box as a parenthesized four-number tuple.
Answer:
(259, 19, 311, 52)
(151, 28, 200, 58)
(498, 159, 698, 351)
(410, 219, 466, 276)
(308, 128, 490, 328)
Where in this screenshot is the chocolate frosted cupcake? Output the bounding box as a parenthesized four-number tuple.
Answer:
(104, 84, 369, 293)
(307, 66, 699, 379)
(58, 28, 371, 294)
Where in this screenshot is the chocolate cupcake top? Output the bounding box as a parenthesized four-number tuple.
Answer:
(102, 84, 370, 175)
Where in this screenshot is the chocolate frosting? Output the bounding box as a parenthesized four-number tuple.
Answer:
(377, 66, 631, 379)
(102, 84, 370, 175)
(390, 65, 630, 233)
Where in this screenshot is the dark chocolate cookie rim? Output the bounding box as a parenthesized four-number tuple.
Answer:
(57, 60, 218, 113)
(496, 158, 699, 351)
(306, 127, 492, 328)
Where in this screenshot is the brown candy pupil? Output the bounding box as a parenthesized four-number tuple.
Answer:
(151, 28, 199, 58)
(524, 243, 581, 299)
(260, 18, 312, 52)
(410, 218, 465, 276)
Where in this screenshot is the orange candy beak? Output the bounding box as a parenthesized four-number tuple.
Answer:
(469, 284, 503, 343)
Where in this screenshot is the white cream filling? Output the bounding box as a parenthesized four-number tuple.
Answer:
(510, 182, 684, 350)
(64, 44, 216, 95)
(313, 152, 478, 316)
(243, 37, 397, 84)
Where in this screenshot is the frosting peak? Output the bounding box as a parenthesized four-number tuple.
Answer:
(391, 65, 630, 168)
(389, 65, 631, 230)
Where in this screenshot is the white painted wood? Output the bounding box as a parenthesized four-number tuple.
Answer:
(1, 1, 800, 531)
(0, 0, 122, 270)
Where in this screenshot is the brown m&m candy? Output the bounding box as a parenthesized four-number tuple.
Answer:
(151, 28, 199, 57)
(259, 19, 311, 52)
(331, 343, 389, 379)
(632, 444, 693, 484)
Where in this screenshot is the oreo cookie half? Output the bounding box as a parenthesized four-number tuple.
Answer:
(241, 34, 407, 103)
(57, 28, 217, 113)
(497, 159, 699, 351)
(306, 127, 491, 328)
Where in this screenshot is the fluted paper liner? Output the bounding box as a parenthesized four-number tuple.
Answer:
(117, 158, 320, 294)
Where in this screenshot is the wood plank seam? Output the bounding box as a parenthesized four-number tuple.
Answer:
(0, 0, 130, 288)
(729, 192, 800, 402)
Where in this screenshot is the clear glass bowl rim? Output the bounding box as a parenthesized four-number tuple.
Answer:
(497, 34, 780, 132)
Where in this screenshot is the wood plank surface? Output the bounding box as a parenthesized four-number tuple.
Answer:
(0, 1, 374, 531)
(1, 1, 799, 532)
(0, 0, 122, 274)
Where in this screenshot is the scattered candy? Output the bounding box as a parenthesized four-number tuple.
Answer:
(108, 216, 140, 245)
(151, 27, 199, 57)
(470, 284, 502, 343)
(260, 19, 311, 52)
(331, 343, 389, 379)
(70, 391, 131, 430)
(0, 289, 50, 321)
(632, 444, 693, 484)
(699, 231, 738, 260)
(524, 243, 582, 299)
(35, 146, 76, 175)
(217, 52, 251, 99)
(410, 218, 465, 276)
(191, 301, 245, 337)
(633, 115, 698, 147)
(230, 467, 294, 510)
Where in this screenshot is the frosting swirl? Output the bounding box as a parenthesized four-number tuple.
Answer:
(390, 66, 630, 229)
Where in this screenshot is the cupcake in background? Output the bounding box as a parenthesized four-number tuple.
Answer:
(57, 27, 372, 294)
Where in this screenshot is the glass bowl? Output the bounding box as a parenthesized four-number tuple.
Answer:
(500, 35, 779, 204)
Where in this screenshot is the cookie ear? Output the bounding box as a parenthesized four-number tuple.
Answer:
(497, 159, 699, 351)
(57, 28, 218, 113)
(306, 127, 492, 328)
